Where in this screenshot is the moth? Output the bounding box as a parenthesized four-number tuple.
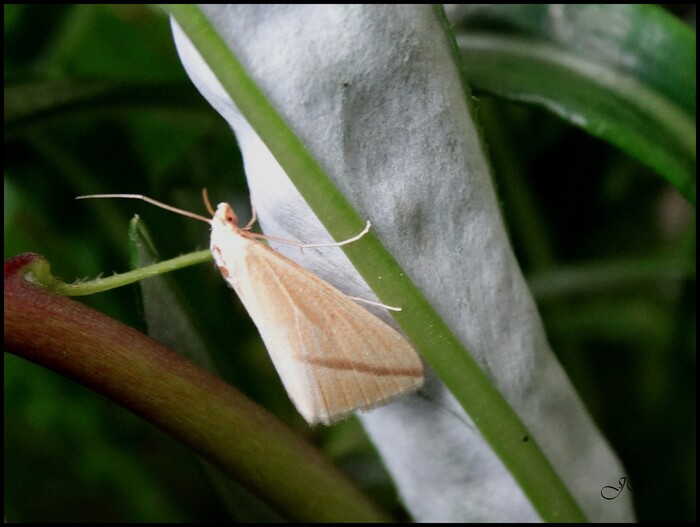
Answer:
(79, 193, 424, 425)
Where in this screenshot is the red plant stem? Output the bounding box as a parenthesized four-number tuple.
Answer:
(4, 253, 387, 522)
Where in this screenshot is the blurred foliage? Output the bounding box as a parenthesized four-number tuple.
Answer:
(4, 4, 695, 522)
(453, 4, 696, 205)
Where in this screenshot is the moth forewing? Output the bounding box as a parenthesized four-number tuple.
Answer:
(210, 203, 423, 425)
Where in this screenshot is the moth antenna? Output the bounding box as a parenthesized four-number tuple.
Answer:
(202, 188, 216, 217)
(76, 194, 211, 224)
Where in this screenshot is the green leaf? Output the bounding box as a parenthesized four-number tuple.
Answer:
(128, 216, 218, 372)
(451, 4, 696, 205)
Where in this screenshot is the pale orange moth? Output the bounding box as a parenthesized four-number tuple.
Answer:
(78, 192, 424, 425)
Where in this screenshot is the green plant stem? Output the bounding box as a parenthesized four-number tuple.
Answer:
(27, 249, 212, 296)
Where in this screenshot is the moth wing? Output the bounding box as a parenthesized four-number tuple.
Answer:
(222, 239, 423, 425)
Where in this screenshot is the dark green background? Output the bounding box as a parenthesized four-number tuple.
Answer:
(4, 4, 695, 522)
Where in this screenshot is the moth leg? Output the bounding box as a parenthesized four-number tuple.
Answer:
(243, 200, 258, 230)
(347, 295, 402, 312)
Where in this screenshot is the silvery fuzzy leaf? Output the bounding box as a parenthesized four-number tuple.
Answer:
(171, 5, 634, 522)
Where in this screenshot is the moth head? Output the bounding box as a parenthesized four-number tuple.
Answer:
(212, 203, 240, 230)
